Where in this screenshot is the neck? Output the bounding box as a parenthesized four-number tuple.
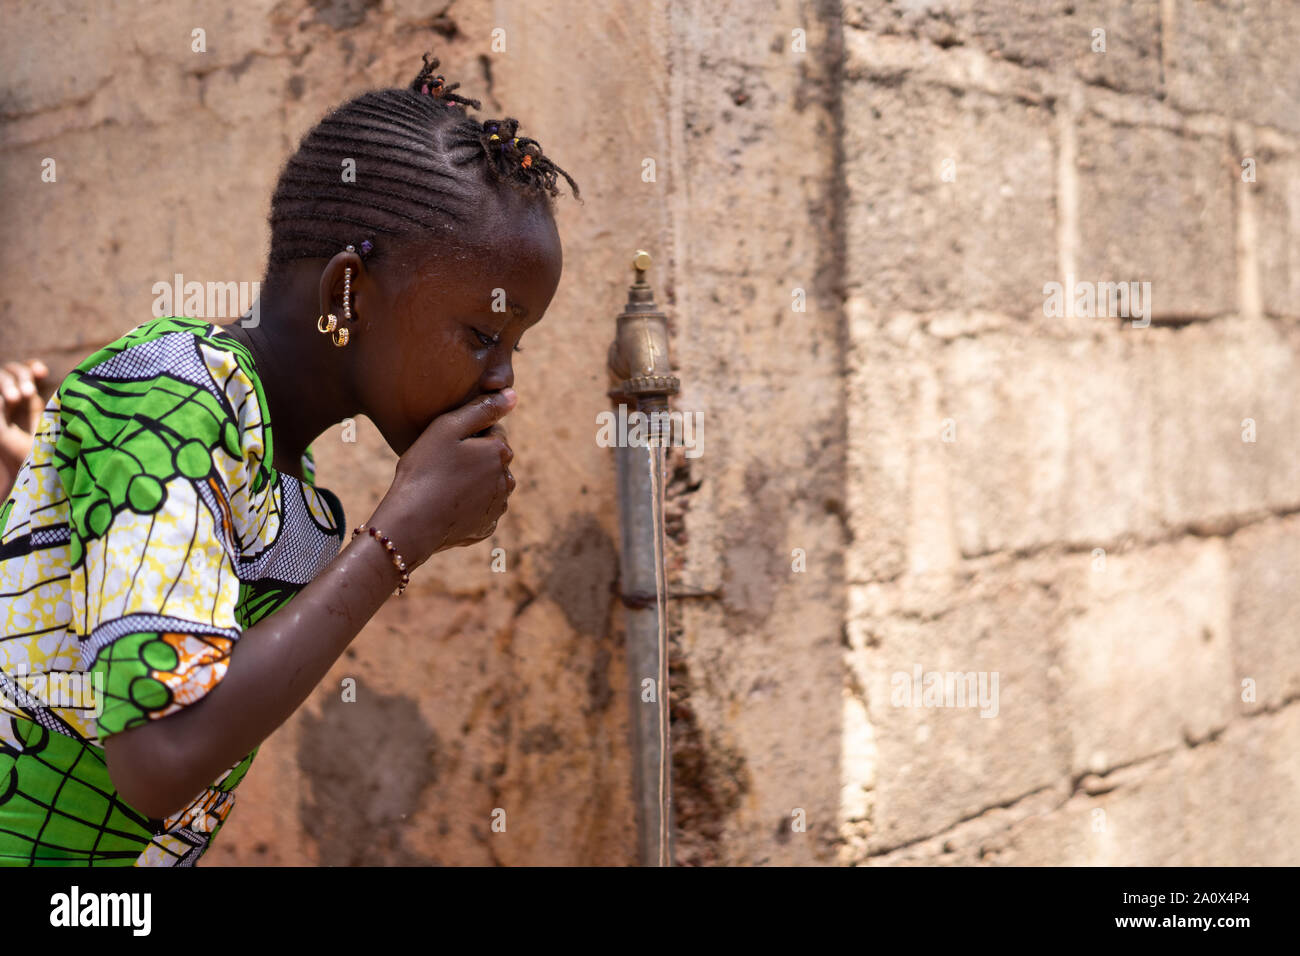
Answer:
(219, 299, 354, 480)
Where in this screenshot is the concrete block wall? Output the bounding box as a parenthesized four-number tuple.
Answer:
(840, 1, 1300, 865)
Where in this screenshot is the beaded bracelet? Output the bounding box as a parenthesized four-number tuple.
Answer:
(352, 524, 411, 596)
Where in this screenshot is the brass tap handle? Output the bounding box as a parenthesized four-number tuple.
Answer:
(609, 248, 677, 404)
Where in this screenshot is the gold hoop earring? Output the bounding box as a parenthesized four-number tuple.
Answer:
(333, 327, 350, 347)
(317, 313, 337, 334)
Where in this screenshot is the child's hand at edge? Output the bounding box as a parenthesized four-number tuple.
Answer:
(1, 358, 51, 499)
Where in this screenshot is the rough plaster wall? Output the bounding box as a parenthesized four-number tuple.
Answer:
(0, 0, 671, 865)
(840, 0, 1300, 864)
(2, 0, 851, 866)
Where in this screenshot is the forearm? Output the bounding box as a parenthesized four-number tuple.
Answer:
(107, 507, 409, 817)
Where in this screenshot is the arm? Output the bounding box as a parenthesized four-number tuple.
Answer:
(102, 389, 517, 820)
(103, 499, 406, 819)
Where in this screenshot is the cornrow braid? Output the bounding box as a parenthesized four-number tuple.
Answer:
(469, 117, 581, 203)
(409, 52, 579, 202)
(265, 51, 579, 284)
(410, 50, 482, 109)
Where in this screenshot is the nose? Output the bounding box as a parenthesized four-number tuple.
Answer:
(480, 352, 514, 393)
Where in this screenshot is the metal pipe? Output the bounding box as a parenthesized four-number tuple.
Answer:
(608, 250, 680, 866)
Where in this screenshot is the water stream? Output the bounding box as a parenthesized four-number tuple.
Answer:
(645, 428, 671, 866)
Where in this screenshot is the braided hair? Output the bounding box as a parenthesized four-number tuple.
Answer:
(264, 51, 579, 287)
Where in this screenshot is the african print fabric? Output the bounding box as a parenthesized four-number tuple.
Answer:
(0, 316, 345, 865)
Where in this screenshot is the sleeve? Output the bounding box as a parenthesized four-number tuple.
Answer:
(57, 370, 253, 743)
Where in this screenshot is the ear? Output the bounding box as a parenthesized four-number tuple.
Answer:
(319, 248, 366, 326)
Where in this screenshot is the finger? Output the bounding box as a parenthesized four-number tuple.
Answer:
(25, 359, 49, 379)
(2, 363, 36, 397)
(483, 425, 513, 465)
(19, 388, 46, 428)
(449, 388, 517, 440)
(0, 370, 19, 404)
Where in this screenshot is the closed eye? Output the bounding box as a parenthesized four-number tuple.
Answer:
(472, 328, 524, 353)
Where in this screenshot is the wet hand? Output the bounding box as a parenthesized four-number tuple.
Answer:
(373, 388, 518, 568)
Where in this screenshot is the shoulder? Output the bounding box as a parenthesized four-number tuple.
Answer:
(56, 316, 274, 490)
(54, 318, 280, 564)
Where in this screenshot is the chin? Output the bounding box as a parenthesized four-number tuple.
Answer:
(401, 412, 445, 453)
(374, 419, 418, 457)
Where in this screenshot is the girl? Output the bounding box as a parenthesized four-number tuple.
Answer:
(0, 52, 578, 865)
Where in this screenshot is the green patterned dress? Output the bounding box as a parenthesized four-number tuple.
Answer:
(0, 316, 346, 865)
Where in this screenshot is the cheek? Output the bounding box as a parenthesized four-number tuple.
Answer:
(394, 328, 480, 421)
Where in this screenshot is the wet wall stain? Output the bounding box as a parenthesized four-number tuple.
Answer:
(586, 644, 614, 715)
(541, 513, 617, 637)
(664, 452, 702, 548)
(539, 514, 620, 719)
(669, 651, 752, 866)
(297, 676, 444, 866)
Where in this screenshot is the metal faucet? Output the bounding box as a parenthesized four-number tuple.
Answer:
(607, 250, 678, 866)
(607, 250, 680, 418)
